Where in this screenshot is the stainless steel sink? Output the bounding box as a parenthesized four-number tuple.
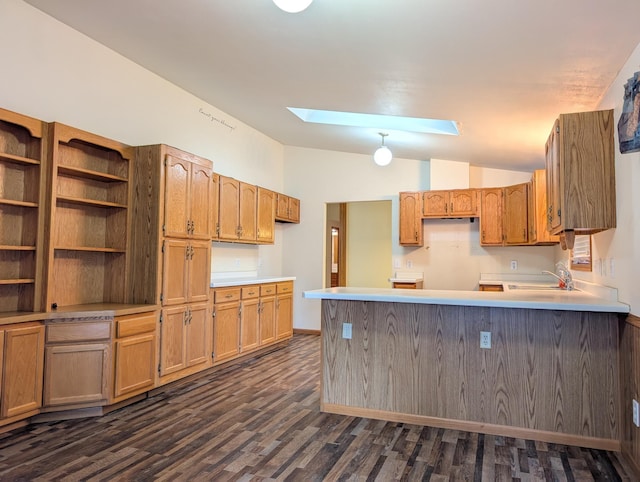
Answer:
(507, 284, 564, 291)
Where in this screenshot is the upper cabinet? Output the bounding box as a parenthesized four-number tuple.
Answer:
(0, 108, 46, 315)
(545, 109, 616, 249)
(256, 187, 276, 244)
(529, 170, 558, 245)
(217, 176, 258, 243)
(45, 123, 133, 309)
(479, 188, 503, 246)
(503, 183, 529, 245)
(164, 155, 212, 240)
(399, 192, 423, 246)
(275, 193, 300, 223)
(423, 189, 477, 218)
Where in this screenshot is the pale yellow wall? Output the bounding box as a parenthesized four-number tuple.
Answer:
(346, 201, 392, 288)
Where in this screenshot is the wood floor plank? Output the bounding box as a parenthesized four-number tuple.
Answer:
(0, 334, 634, 481)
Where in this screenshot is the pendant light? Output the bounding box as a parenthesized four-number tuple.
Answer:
(273, 0, 313, 13)
(373, 133, 392, 166)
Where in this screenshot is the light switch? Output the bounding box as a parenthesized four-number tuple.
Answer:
(342, 323, 352, 339)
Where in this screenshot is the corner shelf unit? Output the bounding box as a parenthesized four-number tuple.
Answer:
(0, 108, 46, 315)
(45, 123, 133, 310)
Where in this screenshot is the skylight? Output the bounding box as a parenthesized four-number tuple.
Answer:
(287, 107, 459, 136)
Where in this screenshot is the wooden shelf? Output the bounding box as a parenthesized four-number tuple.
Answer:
(0, 152, 40, 166)
(56, 196, 127, 209)
(0, 278, 35, 285)
(0, 245, 36, 251)
(0, 198, 38, 208)
(58, 165, 127, 183)
(54, 246, 126, 253)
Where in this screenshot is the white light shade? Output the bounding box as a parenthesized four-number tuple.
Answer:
(273, 0, 313, 13)
(373, 146, 392, 166)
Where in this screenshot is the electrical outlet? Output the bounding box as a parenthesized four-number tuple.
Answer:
(633, 399, 640, 428)
(510, 260, 518, 270)
(393, 258, 401, 269)
(480, 331, 491, 349)
(342, 322, 352, 340)
(406, 260, 413, 268)
(609, 258, 615, 278)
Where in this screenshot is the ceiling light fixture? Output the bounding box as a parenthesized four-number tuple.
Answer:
(273, 0, 313, 13)
(373, 133, 392, 166)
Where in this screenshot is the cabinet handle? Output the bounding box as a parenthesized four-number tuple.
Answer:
(224, 293, 233, 299)
(523, 228, 526, 239)
(445, 203, 448, 213)
(450, 202, 453, 213)
(414, 231, 418, 241)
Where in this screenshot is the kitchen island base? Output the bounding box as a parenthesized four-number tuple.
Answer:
(321, 300, 621, 451)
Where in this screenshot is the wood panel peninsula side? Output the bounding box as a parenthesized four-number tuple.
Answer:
(303, 287, 629, 451)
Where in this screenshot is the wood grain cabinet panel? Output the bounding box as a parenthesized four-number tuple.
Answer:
(399, 192, 423, 246)
(43, 319, 110, 410)
(479, 188, 503, 246)
(218, 176, 241, 241)
(259, 295, 276, 346)
(275, 193, 300, 223)
(545, 109, 616, 248)
(275, 291, 293, 341)
(113, 311, 157, 401)
(1, 323, 44, 419)
(240, 296, 260, 353)
(256, 187, 275, 244)
(238, 182, 257, 242)
(212, 297, 240, 364)
(503, 183, 529, 245)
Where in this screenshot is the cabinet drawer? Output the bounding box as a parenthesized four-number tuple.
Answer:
(214, 287, 241, 303)
(241, 286, 259, 299)
(277, 282, 293, 294)
(260, 284, 276, 296)
(116, 312, 157, 338)
(46, 321, 111, 343)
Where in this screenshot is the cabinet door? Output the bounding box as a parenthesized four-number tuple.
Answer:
(218, 176, 240, 240)
(114, 333, 156, 399)
(479, 188, 503, 246)
(531, 170, 558, 244)
(256, 187, 275, 244)
(164, 155, 190, 238)
(44, 342, 110, 407)
(399, 192, 423, 246)
(503, 183, 529, 245)
(162, 239, 188, 306)
(186, 302, 209, 367)
(213, 301, 240, 363)
(422, 191, 449, 217)
(288, 197, 300, 223)
(276, 193, 289, 220)
(188, 240, 211, 303)
(159, 306, 187, 376)
(189, 164, 212, 239)
(240, 298, 260, 352)
(450, 190, 477, 216)
(1, 324, 44, 418)
(239, 182, 257, 241)
(275, 293, 293, 340)
(259, 296, 276, 345)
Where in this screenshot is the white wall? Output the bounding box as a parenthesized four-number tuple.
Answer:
(563, 41, 640, 314)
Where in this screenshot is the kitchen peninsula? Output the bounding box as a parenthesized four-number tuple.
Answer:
(304, 286, 629, 450)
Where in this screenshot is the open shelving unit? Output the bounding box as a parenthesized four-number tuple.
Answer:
(45, 123, 133, 310)
(0, 108, 46, 315)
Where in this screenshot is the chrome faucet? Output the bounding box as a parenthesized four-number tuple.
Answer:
(542, 262, 574, 290)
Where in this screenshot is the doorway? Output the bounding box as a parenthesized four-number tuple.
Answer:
(325, 201, 392, 289)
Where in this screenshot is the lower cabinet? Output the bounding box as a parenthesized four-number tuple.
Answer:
(213, 280, 294, 365)
(113, 311, 157, 402)
(276, 282, 293, 340)
(159, 303, 210, 382)
(1, 322, 45, 421)
(43, 319, 111, 409)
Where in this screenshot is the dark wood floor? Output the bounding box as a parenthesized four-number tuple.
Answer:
(0, 334, 634, 481)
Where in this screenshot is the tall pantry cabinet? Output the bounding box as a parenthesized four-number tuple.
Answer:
(131, 145, 213, 385)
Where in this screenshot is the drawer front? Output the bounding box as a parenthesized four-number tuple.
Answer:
(214, 287, 241, 303)
(46, 321, 111, 343)
(116, 311, 158, 338)
(260, 284, 276, 296)
(277, 281, 293, 294)
(241, 286, 260, 299)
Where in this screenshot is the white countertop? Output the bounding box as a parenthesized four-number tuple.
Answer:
(210, 276, 296, 288)
(303, 285, 629, 313)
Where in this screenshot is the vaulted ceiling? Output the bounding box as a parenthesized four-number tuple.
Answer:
(24, 0, 640, 171)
